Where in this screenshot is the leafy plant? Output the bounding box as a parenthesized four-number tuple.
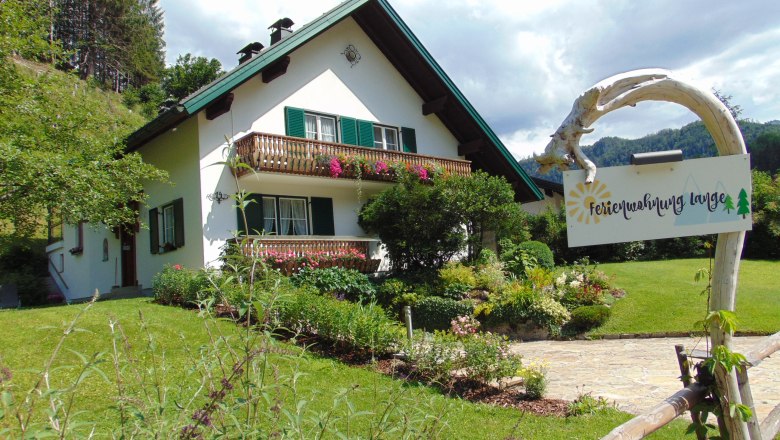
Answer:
(151, 264, 209, 306)
(520, 362, 548, 400)
(438, 262, 477, 291)
(461, 332, 522, 385)
(567, 391, 614, 416)
(567, 305, 611, 332)
(411, 296, 474, 331)
(291, 267, 377, 303)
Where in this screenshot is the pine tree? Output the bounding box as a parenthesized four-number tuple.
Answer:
(737, 189, 750, 219)
(723, 194, 735, 214)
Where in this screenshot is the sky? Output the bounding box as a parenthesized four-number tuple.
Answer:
(160, 0, 780, 159)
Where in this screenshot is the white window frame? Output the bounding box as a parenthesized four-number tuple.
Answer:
(373, 125, 399, 151)
(305, 112, 337, 143)
(162, 204, 175, 246)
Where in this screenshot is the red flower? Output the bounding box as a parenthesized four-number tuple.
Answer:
(173, 264, 183, 270)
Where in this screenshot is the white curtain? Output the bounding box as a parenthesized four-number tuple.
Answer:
(291, 199, 308, 234)
(279, 198, 293, 235)
(305, 114, 317, 140)
(321, 117, 336, 142)
(263, 197, 276, 233)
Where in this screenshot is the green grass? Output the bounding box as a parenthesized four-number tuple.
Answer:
(592, 259, 780, 336)
(0, 298, 695, 439)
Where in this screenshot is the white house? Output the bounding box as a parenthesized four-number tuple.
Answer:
(46, 0, 542, 301)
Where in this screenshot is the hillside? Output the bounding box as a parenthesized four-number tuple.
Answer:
(520, 120, 780, 183)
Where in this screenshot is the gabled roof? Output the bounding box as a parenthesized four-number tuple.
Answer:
(126, 0, 543, 202)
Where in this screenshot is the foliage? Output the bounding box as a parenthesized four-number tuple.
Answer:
(404, 331, 462, 385)
(461, 332, 522, 385)
(359, 172, 525, 272)
(161, 53, 223, 101)
(442, 171, 525, 260)
(745, 170, 780, 258)
(750, 131, 780, 174)
(151, 264, 209, 305)
(53, 0, 166, 89)
(0, 0, 65, 61)
(568, 305, 611, 332)
(437, 262, 476, 299)
(518, 241, 555, 270)
(473, 254, 507, 293)
(0, 239, 49, 306)
(411, 296, 474, 331)
(359, 175, 465, 272)
(291, 267, 376, 303)
(555, 259, 613, 308)
(450, 315, 480, 337)
(478, 281, 571, 333)
(278, 289, 403, 354)
(121, 81, 166, 119)
(567, 392, 614, 416)
(0, 59, 167, 236)
(520, 362, 548, 400)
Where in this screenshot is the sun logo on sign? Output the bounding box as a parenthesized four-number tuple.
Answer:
(566, 180, 611, 224)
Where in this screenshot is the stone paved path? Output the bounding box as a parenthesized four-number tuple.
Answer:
(509, 336, 779, 420)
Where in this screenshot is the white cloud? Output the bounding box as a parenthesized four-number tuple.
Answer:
(160, 0, 780, 159)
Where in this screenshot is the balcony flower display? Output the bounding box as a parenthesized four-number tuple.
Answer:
(315, 154, 445, 183)
(259, 247, 378, 275)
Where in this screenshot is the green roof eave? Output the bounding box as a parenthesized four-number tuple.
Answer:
(375, 0, 543, 201)
(182, 0, 371, 115)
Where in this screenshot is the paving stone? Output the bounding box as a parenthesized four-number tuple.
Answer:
(509, 336, 779, 420)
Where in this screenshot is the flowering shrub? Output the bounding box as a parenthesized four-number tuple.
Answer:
(520, 361, 548, 400)
(315, 154, 444, 183)
(260, 248, 367, 270)
(450, 315, 480, 337)
(461, 332, 522, 385)
(152, 264, 209, 305)
(555, 259, 614, 307)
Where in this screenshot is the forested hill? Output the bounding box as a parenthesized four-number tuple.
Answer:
(519, 120, 780, 184)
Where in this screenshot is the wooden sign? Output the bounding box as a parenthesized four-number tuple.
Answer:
(563, 154, 752, 247)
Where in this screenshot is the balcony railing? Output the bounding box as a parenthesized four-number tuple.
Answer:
(233, 132, 472, 180)
(227, 236, 381, 274)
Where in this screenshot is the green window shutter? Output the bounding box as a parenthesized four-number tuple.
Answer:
(340, 116, 358, 145)
(173, 198, 185, 248)
(149, 207, 159, 254)
(237, 194, 264, 235)
(357, 120, 374, 147)
(401, 127, 417, 153)
(285, 107, 306, 138)
(310, 197, 335, 236)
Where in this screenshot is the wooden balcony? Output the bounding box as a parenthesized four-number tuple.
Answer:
(233, 132, 472, 180)
(227, 236, 381, 274)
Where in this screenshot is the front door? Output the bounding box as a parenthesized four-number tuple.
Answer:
(120, 229, 137, 287)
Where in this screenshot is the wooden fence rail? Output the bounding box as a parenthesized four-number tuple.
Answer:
(601, 331, 780, 440)
(233, 132, 472, 179)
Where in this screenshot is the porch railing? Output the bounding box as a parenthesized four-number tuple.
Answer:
(228, 237, 381, 274)
(233, 132, 472, 180)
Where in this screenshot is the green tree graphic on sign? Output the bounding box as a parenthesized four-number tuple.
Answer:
(737, 188, 750, 218)
(723, 194, 735, 214)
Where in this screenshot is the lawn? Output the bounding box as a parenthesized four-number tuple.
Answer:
(592, 259, 780, 336)
(0, 298, 695, 439)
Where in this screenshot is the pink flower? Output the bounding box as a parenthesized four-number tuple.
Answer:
(329, 157, 343, 178)
(173, 264, 183, 270)
(375, 161, 388, 174)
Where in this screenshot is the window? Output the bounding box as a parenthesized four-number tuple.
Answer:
(162, 204, 175, 246)
(278, 197, 308, 235)
(149, 198, 184, 254)
(239, 195, 335, 237)
(373, 125, 399, 150)
(262, 196, 277, 234)
(305, 113, 336, 142)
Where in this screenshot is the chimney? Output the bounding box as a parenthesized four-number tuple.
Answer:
(237, 42, 264, 64)
(269, 18, 294, 45)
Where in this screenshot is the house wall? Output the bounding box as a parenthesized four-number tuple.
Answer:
(135, 117, 205, 287)
(46, 225, 122, 300)
(522, 192, 564, 215)
(197, 17, 462, 267)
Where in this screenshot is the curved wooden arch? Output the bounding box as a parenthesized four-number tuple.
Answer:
(537, 69, 752, 439)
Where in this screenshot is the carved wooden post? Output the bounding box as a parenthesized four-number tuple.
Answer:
(537, 69, 753, 439)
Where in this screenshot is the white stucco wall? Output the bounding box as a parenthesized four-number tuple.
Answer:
(197, 17, 463, 266)
(47, 224, 122, 300)
(135, 117, 205, 287)
(522, 192, 564, 215)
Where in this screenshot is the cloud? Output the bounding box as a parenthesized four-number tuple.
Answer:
(160, 0, 780, 158)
